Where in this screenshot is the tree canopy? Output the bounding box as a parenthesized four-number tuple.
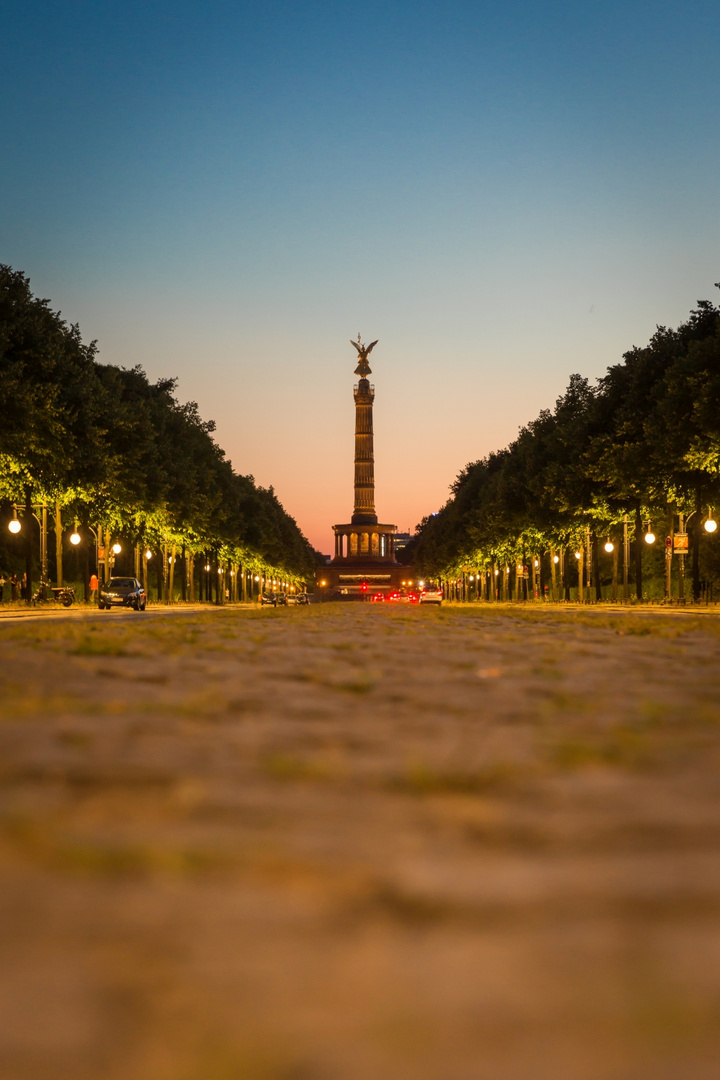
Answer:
(0, 265, 316, 581)
(412, 291, 720, 590)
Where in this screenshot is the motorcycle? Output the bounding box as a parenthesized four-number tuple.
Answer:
(31, 581, 76, 607)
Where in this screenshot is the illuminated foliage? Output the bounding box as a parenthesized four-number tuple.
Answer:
(414, 291, 720, 596)
(0, 265, 315, 582)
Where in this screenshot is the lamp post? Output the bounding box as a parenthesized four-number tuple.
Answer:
(7, 490, 49, 602)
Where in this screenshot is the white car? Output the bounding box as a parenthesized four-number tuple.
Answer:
(419, 585, 442, 605)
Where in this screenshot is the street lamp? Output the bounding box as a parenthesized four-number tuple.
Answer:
(705, 509, 717, 534)
(604, 540, 614, 553)
(70, 526, 81, 545)
(145, 549, 153, 560)
(112, 543, 121, 555)
(8, 516, 21, 535)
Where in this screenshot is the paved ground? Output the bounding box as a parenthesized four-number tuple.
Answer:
(1, 602, 719, 1080)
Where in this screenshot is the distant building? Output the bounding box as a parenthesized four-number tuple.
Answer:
(393, 532, 413, 555)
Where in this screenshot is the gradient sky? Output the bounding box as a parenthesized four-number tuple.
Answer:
(2, 1, 719, 553)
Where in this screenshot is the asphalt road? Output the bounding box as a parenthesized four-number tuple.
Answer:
(0, 602, 234, 623)
(0, 599, 717, 625)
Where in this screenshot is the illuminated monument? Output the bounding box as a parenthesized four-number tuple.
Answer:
(316, 336, 407, 598)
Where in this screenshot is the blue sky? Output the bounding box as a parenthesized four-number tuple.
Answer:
(2, 1, 719, 550)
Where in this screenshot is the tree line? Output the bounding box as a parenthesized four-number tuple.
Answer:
(411, 289, 720, 602)
(0, 265, 317, 598)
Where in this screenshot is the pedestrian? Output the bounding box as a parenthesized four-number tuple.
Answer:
(10, 574, 19, 602)
(0, 574, 5, 602)
(89, 573, 98, 603)
(20, 573, 28, 601)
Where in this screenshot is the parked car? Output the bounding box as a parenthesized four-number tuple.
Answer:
(387, 590, 418, 604)
(287, 593, 310, 605)
(419, 585, 443, 605)
(371, 592, 385, 602)
(260, 592, 279, 606)
(99, 577, 147, 611)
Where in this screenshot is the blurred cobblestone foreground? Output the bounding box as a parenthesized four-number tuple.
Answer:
(1, 603, 720, 1080)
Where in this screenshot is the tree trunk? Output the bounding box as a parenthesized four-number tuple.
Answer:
(692, 492, 702, 601)
(181, 543, 187, 602)
(634, 502, 643, 601)
(83, 540, 90, 602)
(55, 502, 63, 588)
(24, 485, 33, 602)
(612, 545, 618, 602)
(593, 533, 602, 602)
(105, 527, 112, 583)
(168, 543, 177, 603)
(665, 509, 674, 599)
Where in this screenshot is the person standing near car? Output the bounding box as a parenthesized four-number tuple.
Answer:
(89, 573, 98, 604)
(10, 574, 19, 601)
(0, 574, 5, 602)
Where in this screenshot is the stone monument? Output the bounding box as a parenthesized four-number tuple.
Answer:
(316, 336, 409, 598)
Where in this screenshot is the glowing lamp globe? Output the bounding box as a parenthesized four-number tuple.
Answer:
(553, 555, 559, 564)
(70, 531, 81, 545)
(112, 543, 121, 555)
(604, 541, 614, 553)
(574, 552, 581, 560)
(9, 519, 21, 534)
(705, 518, 717, 534)
(145, 549, 152, 559)
(644, 532, 655, 545)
